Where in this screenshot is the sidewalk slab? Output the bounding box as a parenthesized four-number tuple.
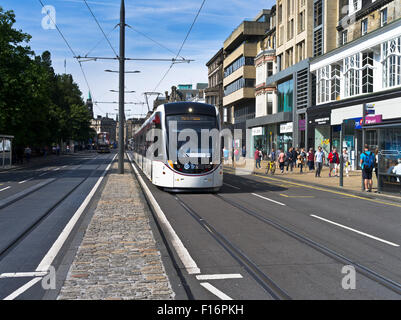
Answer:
(58, 160, 175, 300)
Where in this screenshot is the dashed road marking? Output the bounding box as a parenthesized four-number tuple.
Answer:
(196, 274, 243, 280)
(0, 186, 11, 192)
(252, 193, 286, 206)
(200, 282, 233, 300)
(311, 214, 400, 247)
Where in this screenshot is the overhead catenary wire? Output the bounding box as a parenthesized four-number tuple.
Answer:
(82, 0, 119, 58)
(85, 24, 119, 58)
(37, 0, 103, 114)
(152, 0, 206, 92)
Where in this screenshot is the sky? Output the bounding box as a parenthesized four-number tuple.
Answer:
(1, 0, 274, 118)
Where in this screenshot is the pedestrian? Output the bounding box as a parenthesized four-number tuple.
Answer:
(242, 146, 246, 158)
(307, 148, 315, 171)
(278, 149, 286, 174)
(24, 146, 32, 163)
(270, 147, 277, 162)
(342, 147, 350, 177)
(254, 148, 261, 169)
(56, 144, 60, 156)
(314, 146, 325, 178)
(392, 159, 401, 183)
(293, 147, 299, 171)
(328, 147, 340, 177)
(66, 145, 70, 153)
(298, 148, 306, 174)
(234, 148, 240, 162)
(360, 144, 375, 192)
(286, 147, 293, 172)
(374, 148, 379, 180)
(223, 147, 229, 163)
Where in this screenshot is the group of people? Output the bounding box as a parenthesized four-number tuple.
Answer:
(255, 146, 352, 178)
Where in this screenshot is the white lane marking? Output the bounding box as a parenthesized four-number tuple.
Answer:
(38, 171, 49, 177)
(196, 274, 243, 281)
(3, 277, 42, 300)
(127, 153, 200, 275)
(0, 186, 11, 192)
(252, 193, 286, 206)
(200, 282, 233, 300)
(0, 272, 48, 279)
(35, 154, 117, 273)
(53, 167, 60, 171)
(5, 155, 116, 300)
(310, 215, 400, 247)
(224, 183, 241, 190)
(19, 178, 34, 184)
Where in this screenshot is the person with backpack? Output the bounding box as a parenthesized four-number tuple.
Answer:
(328, 147, 340, 177)
(254, 148, 261, 169)
(360, 144, 375, 192)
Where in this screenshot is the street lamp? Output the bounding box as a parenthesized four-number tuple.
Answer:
(105, 69, 141, 74)
(110, 90, 136, 93)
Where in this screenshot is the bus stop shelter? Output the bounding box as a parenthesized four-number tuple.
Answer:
(0, 135, 14, 168)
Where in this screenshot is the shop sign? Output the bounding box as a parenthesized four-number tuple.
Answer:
(299, 119, 306, 131)
(252, 127, 263, 136)
(354, 115, 383, 129)
(314, 117, 330, 125)
(280, 122, 293, 133)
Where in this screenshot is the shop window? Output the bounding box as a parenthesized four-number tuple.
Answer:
(277, 79, 294, 113)
(344, 54, 360, 97)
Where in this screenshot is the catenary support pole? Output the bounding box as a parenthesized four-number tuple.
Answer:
(118, 0, 125, 174)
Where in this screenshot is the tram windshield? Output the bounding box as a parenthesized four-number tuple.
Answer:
(166, 114, 219, 163)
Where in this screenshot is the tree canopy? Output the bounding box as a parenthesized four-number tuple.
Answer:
(0, 7, 93, 149)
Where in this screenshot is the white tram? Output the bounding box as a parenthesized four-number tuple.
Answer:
(132, 102, 223, 192)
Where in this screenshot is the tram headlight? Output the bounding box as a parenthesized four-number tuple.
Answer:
(168, 160, 174, 168)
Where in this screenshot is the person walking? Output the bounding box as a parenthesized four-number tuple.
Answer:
(254, 148, 261, 169)
(278, 149, 286, 174)
(234, 148, 240, 162)
(307, 148, 315, 171)
(242, 146, 246, 158)
(298, 148, 307, 174)
(314, 146, 325, 178)
(328, 147, 340, 177)
(24, 146, 32, 164)
(342, 147, 350, 177)
(286, 147, 293, 172)
(360, 144, 375, 192)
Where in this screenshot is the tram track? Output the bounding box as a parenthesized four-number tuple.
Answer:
(213, 193, 401, 296)
(0, 155, 101, 211)
(174, 194, 292, 300)
(0, 154, 112, 262)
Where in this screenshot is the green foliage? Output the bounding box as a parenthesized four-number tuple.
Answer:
(0, 7, 92, 149)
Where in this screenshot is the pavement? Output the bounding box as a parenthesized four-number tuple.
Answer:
(58, 158, 175, 300)
(226, 158, 401, 204)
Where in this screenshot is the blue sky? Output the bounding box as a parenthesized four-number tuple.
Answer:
(2, 0, 274, 117)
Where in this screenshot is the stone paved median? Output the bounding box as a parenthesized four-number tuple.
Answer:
(58, 159, 175, 300)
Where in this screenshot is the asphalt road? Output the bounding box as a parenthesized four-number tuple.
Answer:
(0, 151, 115, 300)
(128, 153, 401, 300)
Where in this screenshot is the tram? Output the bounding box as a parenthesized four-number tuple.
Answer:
(97, 132, 111, 153)
(132, 102, 223, 192)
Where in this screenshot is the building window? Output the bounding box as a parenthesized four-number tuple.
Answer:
(314, 0, 323, 28)
(298, 11, 305, 33)
(362, 52, 374, 94)
(361, 18, 368, 36)
(296, 41, 305, 62)
(277, 78, 294, 113)
(313, 28, 323, 57)
(382, 36, 401, 89)
(224, 56, 254, 78)
(344, 54, 360, 97)
(381, 8, 388, 27)
(341, 30, 348, 46)
(317, 66, 330, 104)
(331, 64, 341, 101)
(224, 78, 255, 96)
(288, 19, 294, 40)
(286, 47, 293, 68)
(278, 4, 282, 25)
(267, 62, 273, 77)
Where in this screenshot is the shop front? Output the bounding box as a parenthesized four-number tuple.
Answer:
(374, 123, 401, 194)
(278, 122, 293, 152)
(307, 113, 331, 155)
